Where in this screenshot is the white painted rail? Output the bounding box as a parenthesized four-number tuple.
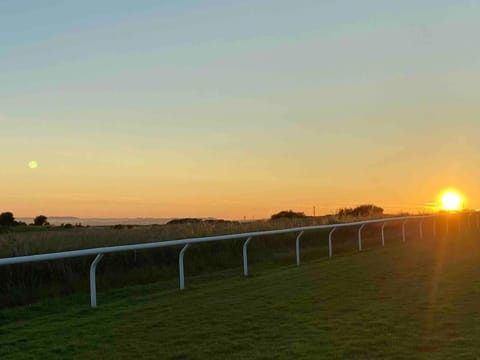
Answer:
(1, 212, 478, 308)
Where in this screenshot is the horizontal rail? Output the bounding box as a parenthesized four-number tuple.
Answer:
(0, 215, 437, 267)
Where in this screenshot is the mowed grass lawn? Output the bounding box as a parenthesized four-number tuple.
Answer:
(2, 231, 480, 359)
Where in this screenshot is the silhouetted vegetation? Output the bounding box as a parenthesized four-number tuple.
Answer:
(337, 204, 384, 217)
(0, 212, 19, 227)
(204, 219, 236, 224)
(33, 215, 49, 226)
(270, 210, 307, 221)
(167, 218, 203, 225)
(112, 224, 135, 230)
(166, 218, 236, 225)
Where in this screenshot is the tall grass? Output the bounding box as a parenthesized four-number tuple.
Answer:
(0, 215, 442, 308)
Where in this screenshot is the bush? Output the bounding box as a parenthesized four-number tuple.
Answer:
(0, 212, 18, 227)
(270, 210, 307, 221)
(167, 218, 203, 225)
(33, 215, 49, 226)
(337, 204, 384, 217)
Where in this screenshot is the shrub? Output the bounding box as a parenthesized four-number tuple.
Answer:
(33, 215, 49, 226)
(337, 204, 384, 217)
(270, 210, 307, 221)
(0, 212, 18, 227)
(167, 218, 203, 225)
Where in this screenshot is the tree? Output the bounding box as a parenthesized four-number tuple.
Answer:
(166, 218, 203, 225)
(270, 210, 307, 220)
(0, 212, 17, 226)
(33, 215, 49, 226)
(337, 204, 384, 218)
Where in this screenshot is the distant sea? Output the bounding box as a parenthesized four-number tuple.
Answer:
(17, 217, 172, 226)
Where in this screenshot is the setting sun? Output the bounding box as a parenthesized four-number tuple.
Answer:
(440, 190, 464, 212)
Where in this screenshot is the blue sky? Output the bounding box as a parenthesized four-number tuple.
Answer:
(2, 0, 480, 218)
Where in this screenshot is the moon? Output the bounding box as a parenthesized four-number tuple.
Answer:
(28, 160, 39, 169)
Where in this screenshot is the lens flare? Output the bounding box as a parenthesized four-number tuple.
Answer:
(439, 190, 464, 212)
(28, 160, 38, 169)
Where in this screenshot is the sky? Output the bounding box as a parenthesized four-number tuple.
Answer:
(1, 0, 480, 219)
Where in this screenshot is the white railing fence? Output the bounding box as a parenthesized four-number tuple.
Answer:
(1, 212, 479, 308)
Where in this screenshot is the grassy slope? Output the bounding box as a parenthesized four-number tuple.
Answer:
(2, 232, 480, 359)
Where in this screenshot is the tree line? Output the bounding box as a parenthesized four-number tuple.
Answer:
(336, 204, 384, 217)
(1, 204, 385, 228)
(269, 204, 384, 220)
(0, 212, 49, 227)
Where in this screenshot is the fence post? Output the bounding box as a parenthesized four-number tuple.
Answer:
(433, 217, 437, 238)
(402, 220, 408, 242)
(328, 227, 337, 257)
(179, 244, 190, 290)
(419, 220, 424, 240)
(381, 222, 386, 246)
(446, 215, 449, 235)
(295, 231, 304, 266)
(90, 253, 104, 308)
(358, 224, 366, 251)
(477, 213, 480, 230)
(243, 237, 253, 276)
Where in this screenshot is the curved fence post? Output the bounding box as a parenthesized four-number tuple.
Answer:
(358, 224, 366, 251)
(381, 222, 386, 246)
(90, 253, 104, 308)
(295, 231, 304, 266)
(328, 227, 337, 257)
(243, 237, 253, 276)
(179, 244, 190, 290)
(402, 220, 408, 242)
(419, 220, 424, 240)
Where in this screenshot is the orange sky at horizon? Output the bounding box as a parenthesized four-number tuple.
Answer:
(3, 154, 478, 219)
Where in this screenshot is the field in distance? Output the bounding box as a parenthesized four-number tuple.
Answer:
(2, 229, 480, 359)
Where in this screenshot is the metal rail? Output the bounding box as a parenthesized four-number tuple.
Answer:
(1, 212, 476, 308)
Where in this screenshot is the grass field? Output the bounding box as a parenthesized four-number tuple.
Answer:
(0, 215, 413, 307)
(2, 226, 480, 359)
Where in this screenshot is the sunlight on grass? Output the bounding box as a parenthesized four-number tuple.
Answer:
(2, 228, 480, 359)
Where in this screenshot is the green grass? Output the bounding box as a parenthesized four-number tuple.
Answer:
(2, 229, 480, 359)
(0, 216, 418, 307)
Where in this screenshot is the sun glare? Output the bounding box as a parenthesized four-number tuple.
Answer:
(440, 190, 464, 212)
(28, 160, 38, 169)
